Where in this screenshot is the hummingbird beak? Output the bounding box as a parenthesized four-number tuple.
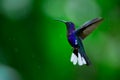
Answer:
(55, 19, 67, 23)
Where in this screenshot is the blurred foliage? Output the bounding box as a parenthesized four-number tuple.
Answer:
(0, 0, 120, 80)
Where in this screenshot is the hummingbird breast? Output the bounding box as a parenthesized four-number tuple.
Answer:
(67, 33, 79, 48)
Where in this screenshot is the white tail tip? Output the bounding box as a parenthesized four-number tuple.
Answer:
(70, 53, 77, 65)
(70, 53, 86, 66)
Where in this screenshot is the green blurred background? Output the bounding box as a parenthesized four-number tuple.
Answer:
(0, 0, 120, 80)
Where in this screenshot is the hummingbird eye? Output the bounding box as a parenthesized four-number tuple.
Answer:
(69, 22, 74, 25)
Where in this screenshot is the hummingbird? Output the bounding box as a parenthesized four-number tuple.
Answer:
(57, 17, 103, 66)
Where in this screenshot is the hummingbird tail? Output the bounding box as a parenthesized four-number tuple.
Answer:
(78, 49, 91, 66)
(70, 49, 89, 66)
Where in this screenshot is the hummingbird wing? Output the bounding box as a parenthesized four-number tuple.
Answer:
(75, 17, 103, 39)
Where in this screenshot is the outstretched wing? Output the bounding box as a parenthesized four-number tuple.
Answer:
(75, 17, 103, 39)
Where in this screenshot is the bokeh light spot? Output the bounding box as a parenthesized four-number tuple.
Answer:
(1, 0, 33, 20)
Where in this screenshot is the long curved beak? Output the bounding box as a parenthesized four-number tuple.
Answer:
(55, 19, 67, 23)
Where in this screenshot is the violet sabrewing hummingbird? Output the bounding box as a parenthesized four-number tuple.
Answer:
(57, 17, 103, 66)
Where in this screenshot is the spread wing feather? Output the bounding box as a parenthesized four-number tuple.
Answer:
(75, 17, 103, 39)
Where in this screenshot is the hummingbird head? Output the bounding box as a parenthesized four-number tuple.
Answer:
(56, 19, 75, 29)
(65, 22, 75, 28)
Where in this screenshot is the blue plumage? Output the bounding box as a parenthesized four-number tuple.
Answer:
(57, 17, 103, 66)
